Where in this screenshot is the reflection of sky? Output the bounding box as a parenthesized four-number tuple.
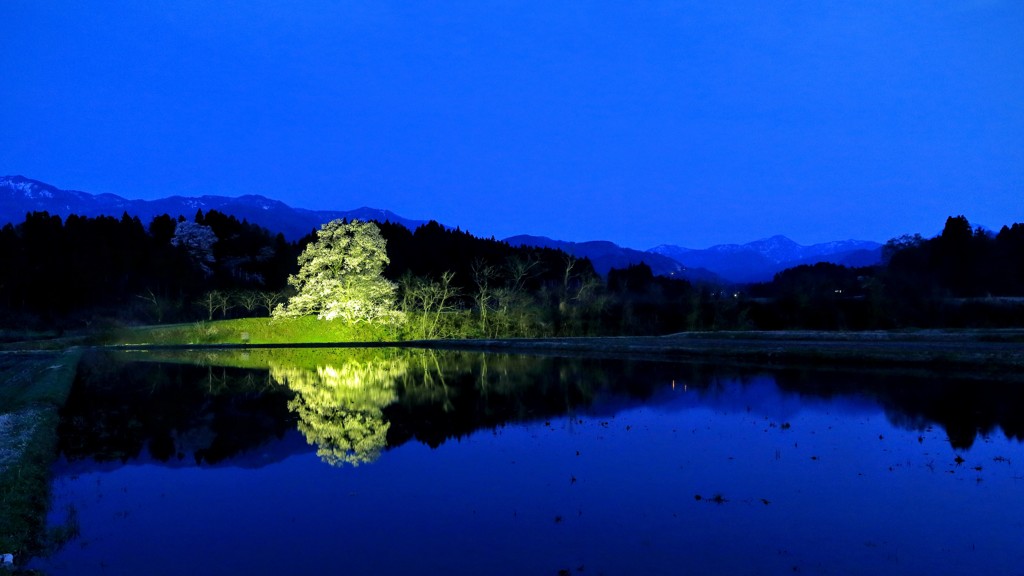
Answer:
(35, 373, 1024, 575)
(642, 373, 882, 421)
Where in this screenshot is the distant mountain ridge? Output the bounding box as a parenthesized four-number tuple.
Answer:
(0, 175, 427, 240)
(2, 175, 882, 283)
(649, 235, 882, 283)
(504, 234, 721, 283)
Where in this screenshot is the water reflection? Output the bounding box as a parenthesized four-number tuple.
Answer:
(58, 348, 1024, 471)
(772, 367, 1024, 449)
(270, 354, 406, 466)
(38, 349, 1024, 575)
(58, 360, 295, 466)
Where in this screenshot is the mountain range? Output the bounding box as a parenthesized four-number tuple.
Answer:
(0, 175, 427, 240)
(1, 175, 882, 284)
(503, 235, 721, 282)
(506, 234, 881, 284)
(649, 236, 882, 284)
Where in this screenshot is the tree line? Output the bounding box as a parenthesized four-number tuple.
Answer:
(744, 216, 1024, 329)
(0, 210, 1021, 334)
(0, 210, 296, 327)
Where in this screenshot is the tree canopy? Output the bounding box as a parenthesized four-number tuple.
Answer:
(274, 219, 402, 324)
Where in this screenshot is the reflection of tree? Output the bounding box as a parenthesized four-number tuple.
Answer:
(270, 357, 408, 466)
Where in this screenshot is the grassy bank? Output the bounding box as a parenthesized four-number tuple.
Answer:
(0, 349, 81, 566)
(104, 317, 400, 346)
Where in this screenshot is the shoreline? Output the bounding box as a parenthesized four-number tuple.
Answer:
(0, 350, 80, 564)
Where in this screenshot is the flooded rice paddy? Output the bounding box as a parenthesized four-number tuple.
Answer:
(30, 348, 1024, 575)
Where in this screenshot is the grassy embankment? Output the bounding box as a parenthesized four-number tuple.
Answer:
(0, 349, 81, 565)
(104, 317, 399, 346)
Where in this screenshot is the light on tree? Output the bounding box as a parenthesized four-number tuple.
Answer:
(273, 219, 403, 324)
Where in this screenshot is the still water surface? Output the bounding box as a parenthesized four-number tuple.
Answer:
(32, 348, 1024, 575)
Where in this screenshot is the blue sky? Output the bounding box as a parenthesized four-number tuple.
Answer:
(2, 1, 1022, 249)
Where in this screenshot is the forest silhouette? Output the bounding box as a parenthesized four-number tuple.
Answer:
(1, 210, 1022, 334)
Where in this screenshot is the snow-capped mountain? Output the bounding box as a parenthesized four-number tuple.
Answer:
(0, 175, 426, 240)
(649, 235, 882, 284)
(0, 175, 96, 209)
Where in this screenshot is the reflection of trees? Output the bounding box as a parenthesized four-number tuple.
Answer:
(773, 368, 1024, 450)
(383, 351, 609, 449)
(270, 357, 408, 466)
(70, 348, 1024, 474)
(59, 354, 293, 465)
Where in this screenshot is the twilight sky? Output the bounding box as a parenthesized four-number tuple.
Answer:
(2, 1, 1022, 249)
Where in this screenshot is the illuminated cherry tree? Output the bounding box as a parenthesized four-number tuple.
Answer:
(273, 219, 403, 323)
